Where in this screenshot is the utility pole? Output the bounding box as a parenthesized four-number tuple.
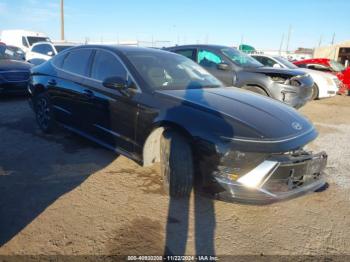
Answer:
(60, 0, 65, 41)
(331, 32, 336, 45)
(318, 35, 323, 47)
(286, 25, 292, 54)
(279, 33, 284, 55)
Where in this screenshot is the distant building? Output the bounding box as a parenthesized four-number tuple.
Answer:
(255, 49, 313, 61)
(313, 40, 350, 67)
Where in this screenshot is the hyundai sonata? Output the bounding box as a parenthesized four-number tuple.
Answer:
(29, 45, 327, 203)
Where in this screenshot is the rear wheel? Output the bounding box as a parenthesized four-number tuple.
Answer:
(160, 130, 194, 198)
(34, 92, 55, 133)
(311, 84, 319, 100)
(242, 85, 268, 96)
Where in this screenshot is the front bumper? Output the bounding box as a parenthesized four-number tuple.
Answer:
(271, 75, 313, 109)
(213, 151, 328, 204)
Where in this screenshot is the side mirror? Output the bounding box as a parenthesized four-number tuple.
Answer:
(47, 51, 54, 56)
(103, 76, 128, 91)
(217, 62, 230, 70)
(273, 63, 282, 68)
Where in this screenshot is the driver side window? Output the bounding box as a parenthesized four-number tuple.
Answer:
(91, 50, 127, 82)
(198, 49, 222, 68)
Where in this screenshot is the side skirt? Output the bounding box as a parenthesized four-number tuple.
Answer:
(61, 123, 142, 165)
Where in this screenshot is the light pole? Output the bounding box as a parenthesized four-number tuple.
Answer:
(286, 25, 292, 54)
(61, 0, 65, 41)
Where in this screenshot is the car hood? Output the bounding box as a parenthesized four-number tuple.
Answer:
(300, 68, 334, 82)
(246, 66, 307, 77)
(0, 59, 32, 71)
(156, 87, 316, 148)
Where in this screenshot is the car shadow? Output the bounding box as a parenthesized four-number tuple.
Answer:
(162, 86, 234, 258)
(0, 99, 117, 247)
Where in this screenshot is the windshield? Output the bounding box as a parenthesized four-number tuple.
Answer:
(330, 60, 345, 72)
(274, 56, 299, 69)
(221, 47, 263, 68)
(0, 45, 25, 60)
(54, 45, 73, 53)
(27, 36, 50, 46)
(127, 50, 222, 90)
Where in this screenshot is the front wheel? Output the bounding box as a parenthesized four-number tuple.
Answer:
(160, 130, 194, 198)
(311, 84, 319, 100)
(34, 93, 55, 133)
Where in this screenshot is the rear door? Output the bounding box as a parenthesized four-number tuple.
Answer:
(49, 48, 94, 130)
(82, 49, 140, 154)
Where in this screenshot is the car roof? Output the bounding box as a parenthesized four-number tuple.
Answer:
(53, 42, 78, 46)
(166, 44, 231, 50)
(72, 44, 175, 56)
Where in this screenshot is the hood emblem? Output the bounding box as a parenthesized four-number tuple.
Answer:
(292, 122, 303, 130)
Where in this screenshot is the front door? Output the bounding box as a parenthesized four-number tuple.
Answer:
(83, 49, 139, 154)
(197, 49, 234, 86)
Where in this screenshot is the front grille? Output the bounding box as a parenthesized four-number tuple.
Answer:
(0, 71, 30, 82)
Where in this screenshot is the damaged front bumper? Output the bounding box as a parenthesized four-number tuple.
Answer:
(270, 74, 313, 109)
(213, 150, 328, 204)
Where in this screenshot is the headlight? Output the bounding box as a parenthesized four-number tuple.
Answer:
(270, 76, 287, 84)
(214, 150, 268, 182)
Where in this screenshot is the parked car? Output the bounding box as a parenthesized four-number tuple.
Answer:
(26, 42, 76, 61)
(0, 45, 31, 95)
(4, 45, 26, 61)
(29, 45, 327, 203)
(294, 58, 350, 96)
(252, 54, 339, 100)
(166, 45, 313, 109)
(0, 30, 51, 53)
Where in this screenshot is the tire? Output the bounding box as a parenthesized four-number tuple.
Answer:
(34, 92, 55, 133)
(160, 130, 194, 198)
(311, 84, 319, 100)
(242, 85, 268, 96)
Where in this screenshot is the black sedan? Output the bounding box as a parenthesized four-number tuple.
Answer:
(0, 45, 31, 95)
(166, 45, 314, 109)
(29, 45, 327, 203)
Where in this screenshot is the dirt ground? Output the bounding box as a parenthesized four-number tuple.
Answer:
(0, 95, 349, 259)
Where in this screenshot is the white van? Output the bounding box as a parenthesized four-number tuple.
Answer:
(0, 30, 51, 52)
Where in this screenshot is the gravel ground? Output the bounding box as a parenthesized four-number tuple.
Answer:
(0, 95, 349, 259)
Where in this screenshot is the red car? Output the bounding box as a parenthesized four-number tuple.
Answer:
(294, 58, 350, 95)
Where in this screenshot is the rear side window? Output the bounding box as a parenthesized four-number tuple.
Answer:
(174, 49, 196, 61)
(91, 50, 127, 81)
(61, 49, 93, 76)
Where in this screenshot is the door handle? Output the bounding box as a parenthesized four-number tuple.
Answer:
(48, 79, 57, 86)
(83, 89, 94, 98)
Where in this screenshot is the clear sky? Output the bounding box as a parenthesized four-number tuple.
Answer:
(0, 0, 349, 50)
